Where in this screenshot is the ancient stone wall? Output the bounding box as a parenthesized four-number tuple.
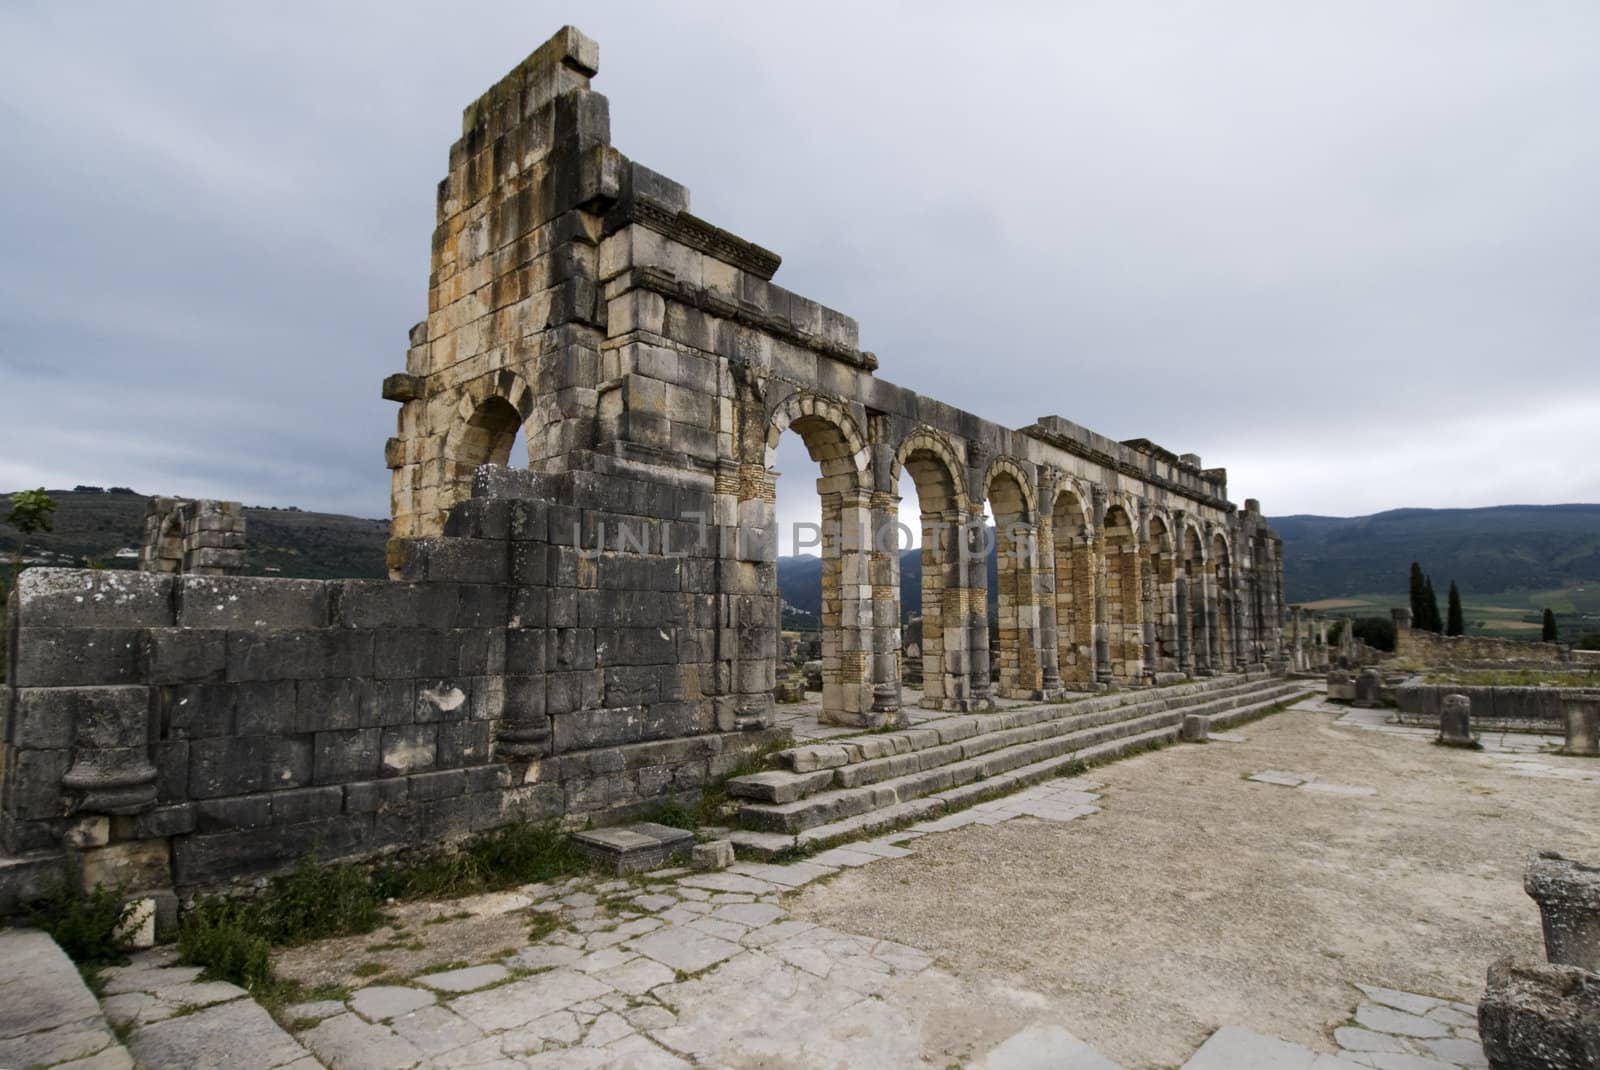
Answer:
(1394, 684, 1600, 733)
(139, 498, 246, 576)
(1393, 612, 1567, 666)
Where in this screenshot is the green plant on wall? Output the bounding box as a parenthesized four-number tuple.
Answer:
(7, 487, 58, 573)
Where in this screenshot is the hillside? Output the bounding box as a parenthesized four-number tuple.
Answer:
(1271, 504, 1600, 603)
(0, 488, 389, 579)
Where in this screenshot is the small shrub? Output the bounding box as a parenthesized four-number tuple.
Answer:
(374, 821, 583, 900)
(251, 854, 384, 947)
(177, 898, 273, 990)
(27, 881, 136, 967)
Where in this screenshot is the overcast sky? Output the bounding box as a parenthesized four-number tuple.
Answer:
(2, 2, 1596, 543)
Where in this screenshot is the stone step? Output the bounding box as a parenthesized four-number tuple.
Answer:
(738, 705, 1192, 834)
(730, 687, 1304, 859)
(733, 678, 1302, 807)
(791, 723, 1181, 851)
(1206, 687, 1312, 732)
(760, 673, 1284, 779)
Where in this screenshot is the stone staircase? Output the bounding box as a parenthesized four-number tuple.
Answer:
(728, 673, 1307, 857)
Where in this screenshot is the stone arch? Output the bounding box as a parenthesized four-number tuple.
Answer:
(764, 392, 870, 479)
(981, 457, 1037, 522)
(1050, 482, 1095, 685)
(1145, 512, 1180, 673)
(761, 391, 876, 726)
(438, 371, 538, 525)
(1101, 502, 1144, 683)
(985, 462, 1044, 697)
(893, 428, 971, 707)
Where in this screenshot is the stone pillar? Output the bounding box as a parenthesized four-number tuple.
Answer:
(1524, 852, 1600, 972)
(59, 687, 158, 816)
(1175, 573, 1192, 674)
(1036, 480, 1063, 693)
(1563, 696, 1599, 757)
(964, 509, 993, 707)
(821, 487, 879, 726)
(1354, 668, 1382, 708)
(1092, 493, 1112, 685)
(927, 507, 972, 710)
(1438, 693, 1477, 748)
(868, 483, 903, 723)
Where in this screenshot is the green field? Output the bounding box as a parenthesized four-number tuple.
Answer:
(1302, 586, 1600, 642)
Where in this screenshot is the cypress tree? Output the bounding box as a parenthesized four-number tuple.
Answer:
(1422, 577, 1441, 633)
(1542, 608, 1558, 642)
(1408, 562, 1427, 628)
(1446, 582, 1464, 637)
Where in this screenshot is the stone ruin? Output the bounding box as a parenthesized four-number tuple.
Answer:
(0, 26, 1288, 914)
(1478, 852, 1600, 1069)
(138, 498, 246, 576)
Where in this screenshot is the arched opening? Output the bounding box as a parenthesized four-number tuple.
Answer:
(896, 436, 966, 708)
(1052, 488, 1095, 686)
(1146, 514, 1178, 673)
(1184, 526, 1209, 674)
(1102, 504, 1143, 683)
(436, 394, 531, 529)
(1210, 532, 1234, 670)
(765, 398, 876, 726)
(987, 467, 1041, 698)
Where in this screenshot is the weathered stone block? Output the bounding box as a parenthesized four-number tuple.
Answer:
(188, 736, 312, 798)
(146, 629, 228, 684)
(233, 680, 297, 735)
(226, 630, 375, 682)
(572, 822, 693, 874)
(381, 724, 438, 776)
(10, 628, 147, 687)
(691, 840, 734, 871)
(177, 576, 328, 630)
(314, 728, 382, 784)
(331, 580, 460, 629)
(161, 684, 233, 739)
(11, 569, 174, 629)
(1478, 956, 1600, 1070)
(271, 785, 344, 826)
(344, 777, 408, 814)
(295, 677, 364, 732)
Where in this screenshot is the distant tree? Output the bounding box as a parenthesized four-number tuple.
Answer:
(1408, 562, 1427, 628)
(7, 488, 58, 573)
(1352, 616, 1397, 653)
(72, 485, 104, 494)
(1541, 608, 1558, 642)
(107, 487, 137, 495)
(1578, 632, 1600, 651)
(1422, 577, 1442, 633)
(1446, 582, 1464, 637)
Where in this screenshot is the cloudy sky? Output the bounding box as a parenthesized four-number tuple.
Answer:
(2, 2, 1596, 543)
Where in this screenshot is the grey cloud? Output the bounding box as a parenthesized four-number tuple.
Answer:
(1, 1, 1595, 521)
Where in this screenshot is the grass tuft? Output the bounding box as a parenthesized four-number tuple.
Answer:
(26, 880, 137, 969)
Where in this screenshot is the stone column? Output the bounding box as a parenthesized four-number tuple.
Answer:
(823, 487, 879, 726)
(1036, 480, 1063, 693)
(1525, 852, 1600, 972)
(59, 687, 158, 816)
(1175, 573, 1192, 673)
(868, 484, 903, 722)
(1092, 492, 1112, 685)
(1192, 571, 1212, 675)
(964, 508, 993, 707)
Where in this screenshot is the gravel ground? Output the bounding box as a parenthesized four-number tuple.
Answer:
(790, 707, 1599, 1069)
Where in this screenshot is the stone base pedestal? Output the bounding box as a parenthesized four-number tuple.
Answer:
(571, 823, 693, 875)
(1562, 698, 1598, 757)
(1478, 956, 1600, 1070)
(1526, 852, 1600, 972)
(1180, 714, 1209, 743)
(1438, 693, 1480, 748)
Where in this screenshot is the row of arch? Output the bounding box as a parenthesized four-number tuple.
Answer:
(759, 391, 1284, 725)
(436, 379, 1285, 729)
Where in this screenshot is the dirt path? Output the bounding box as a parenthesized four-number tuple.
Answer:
(789, 708, 1599, 1069)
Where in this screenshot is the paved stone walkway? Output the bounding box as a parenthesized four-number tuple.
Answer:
(1179, 982, 1486, 1070)
(98, 948, 319, 1070)
(275, 776, 1112, 1069)
(0, 928, 133, 1070)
